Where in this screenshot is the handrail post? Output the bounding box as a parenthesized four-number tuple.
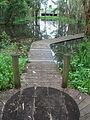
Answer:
(88, 80, 90, 95)
(12, 54, 21, 89)
(62, 54, 70, 88)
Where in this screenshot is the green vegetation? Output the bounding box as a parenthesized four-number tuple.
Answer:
(0, 0, 41, 25)
(0, 0, 89, 35)
(0, 31, 30, 90)
(39, 16, 85, 25)
(0, 52, 13, 90)
(0, 0, 89, 92)
(0, 0, 30, 24)
(69, 39, 90, 93)
(51, 38, 90, 94)
(13, 16, 34, 25)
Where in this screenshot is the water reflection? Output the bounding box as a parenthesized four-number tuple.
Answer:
(0, 19, 84, 41)
(0, 24, 33, 40)
(40, 20, 58, 39)
(50, 38, 85, 67)
(39, 20, 84, 39)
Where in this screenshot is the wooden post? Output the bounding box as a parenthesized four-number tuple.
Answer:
(62, 54, 70, 88)
(88, 79, 90, 95)
(12, 54, 21, 89)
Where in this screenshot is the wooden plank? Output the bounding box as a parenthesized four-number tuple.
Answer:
(79, 113, 90, 120)
(79, 96, 90, 110)
(80, 104, 90, 117)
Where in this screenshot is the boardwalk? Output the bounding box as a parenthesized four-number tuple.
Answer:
(0, 33, 90, 120)
(22, 33, 90, 120)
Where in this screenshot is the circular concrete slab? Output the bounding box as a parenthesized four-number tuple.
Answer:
(2, 87, 80, 120)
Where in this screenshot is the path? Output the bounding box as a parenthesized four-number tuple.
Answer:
(0, 33, 90, 120)
(21, 34, 84, 89)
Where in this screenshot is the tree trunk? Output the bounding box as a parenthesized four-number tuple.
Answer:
(35, 12, 38, 25)
(83, 0, 90, 36)
(85, 9, 90, 36)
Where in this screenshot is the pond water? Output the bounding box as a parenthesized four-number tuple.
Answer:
(0, 19, 84, 41)
(50, 38, 85, 66)
(0, 19, 85, 66)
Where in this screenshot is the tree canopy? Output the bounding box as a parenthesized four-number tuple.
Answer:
(0, 0, 90, 35)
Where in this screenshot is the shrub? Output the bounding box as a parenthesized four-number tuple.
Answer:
(0, 52, 13, 90)
(0, 31, 29, 90)
(51, 38, 90, 94)
(0, 51, 27, 90)
(69, 39, 90, 93)
(0, 31, 11, 49)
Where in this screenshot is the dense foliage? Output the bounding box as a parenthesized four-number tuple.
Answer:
(69, 39, 90, 93)
(0, 0, 29, 24)
(0, 0, 43, 24)
(0, 0, 86, 23)
(5, 0, 29, 24)
(0, 31, 29, 90)
(0, 0, 89, 35)
(51, 38, 90, 94)
(0, 0, 90, 91)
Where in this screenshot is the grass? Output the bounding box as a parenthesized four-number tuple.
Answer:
(0, 15, 85, 25)
(38, 16, 85, 25)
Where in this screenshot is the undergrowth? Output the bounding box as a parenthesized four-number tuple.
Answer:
(0, 31, 30, 90)
(51, 37, 90, 94)
(69, 38, 90, 93)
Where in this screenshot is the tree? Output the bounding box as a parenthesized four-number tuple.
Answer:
(82, 0, 90, 36)
(41, 0, 48, 16)
(4, 0, 29, 24)
(0, 0, 8, 23)
(31, 0, 45, 25)
(34, 0, 40, 24)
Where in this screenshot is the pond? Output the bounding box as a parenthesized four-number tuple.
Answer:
(0, 19, 84, 41)
(50, 38, 85, 66)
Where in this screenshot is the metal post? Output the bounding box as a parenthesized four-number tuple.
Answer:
(12, 54, 21, 89)
(62, 54, 70, 88)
